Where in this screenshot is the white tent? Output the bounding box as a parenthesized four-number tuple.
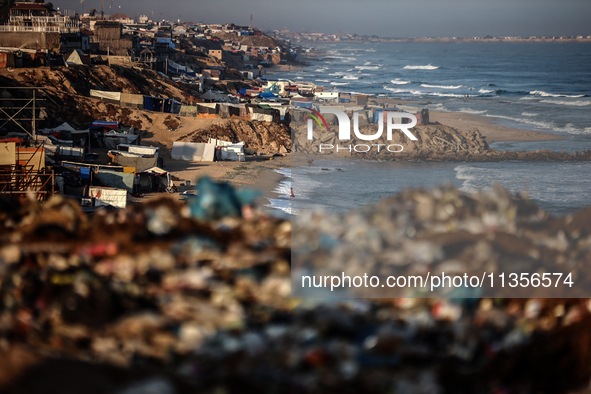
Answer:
(171, 141, 216, 162)
(66, 49, 87, 66)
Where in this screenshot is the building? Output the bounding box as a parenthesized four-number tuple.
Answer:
(92, 21, 137, 56)
(2, 2, 79, 33)
(208, 49, 223, 61)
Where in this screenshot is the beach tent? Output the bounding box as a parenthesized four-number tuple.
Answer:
(171, 141, 215, 162)
(88, 186, 127, 209)
(136, 166, 174, 193)
(112, 154, 157, 172)
(95, 168, 134, 192)
(66, 49, 90, 66)
(201, 90, 230, 102)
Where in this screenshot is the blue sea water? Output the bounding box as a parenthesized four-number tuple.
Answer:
(266, 42, 591, 216)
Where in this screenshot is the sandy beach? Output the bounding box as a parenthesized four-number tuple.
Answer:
(145, 107, 566, 210)
(429, 110, 563, 144)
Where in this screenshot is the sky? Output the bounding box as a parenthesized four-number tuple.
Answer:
(57, 0, 591, 37)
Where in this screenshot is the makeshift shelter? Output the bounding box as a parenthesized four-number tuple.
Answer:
(200, 90, 230, 103)
(90, 90, 121, 102)
(88, 186, 127, 209)
(112, 154, 157, 172)
(171, 141, 215, 162)
(120, 93, 144, 109)
(116, 144, 159, 157)
(90, 121, 119, 132)
(94, 168, 134, 192)
(66, 49, 90, 66)
(136, 166, 174, 193)
(209, 138, 245, 161)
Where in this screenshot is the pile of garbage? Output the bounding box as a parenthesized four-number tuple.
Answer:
(0, 183, 590, 393)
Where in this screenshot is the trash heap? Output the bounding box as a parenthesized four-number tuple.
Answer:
(0, 183, 590, 393)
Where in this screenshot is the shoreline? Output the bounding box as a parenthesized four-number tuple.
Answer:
(428, 110, 564, 144)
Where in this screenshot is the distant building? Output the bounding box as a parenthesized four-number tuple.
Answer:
(0, 2, 79, 51)
(208, 49, 223, 61)
(2, 2, 79, 33)
(92, 21, 138, 56)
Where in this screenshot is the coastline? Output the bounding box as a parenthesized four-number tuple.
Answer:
(429, 110, 564, 144)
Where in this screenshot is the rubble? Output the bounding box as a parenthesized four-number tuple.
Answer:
(0, 184, 591, 393)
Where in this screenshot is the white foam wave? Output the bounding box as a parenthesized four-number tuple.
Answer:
(354, 65, 381, 70)
(428, 92, 465, 98)
(478, 88, 493, 94)
(529, 90, 585, 98)
(421, 84, 462, 89)
(539, 99, 591, 107)
(390, 79, 411, 85)
(521, 112, 538, 117)
(343, 75, 360, 80)
(383, 86, 422, 95)
(330, 82, 350, 86)
(459, 108, 487, 114)
(403, 64, 440, 70)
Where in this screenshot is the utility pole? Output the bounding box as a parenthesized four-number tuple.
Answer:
(250, 14, 253, 29)
(101, 0, 104, 19)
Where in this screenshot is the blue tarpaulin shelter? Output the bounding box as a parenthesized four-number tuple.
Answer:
(89, 121, 118, 131)
(291, 101, 313, 109)
(258, 92, 278, 100)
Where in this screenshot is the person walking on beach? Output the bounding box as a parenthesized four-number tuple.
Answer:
(290, 187, 295, 199)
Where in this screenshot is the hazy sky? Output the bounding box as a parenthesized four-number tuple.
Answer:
(59, 0, 591, 37)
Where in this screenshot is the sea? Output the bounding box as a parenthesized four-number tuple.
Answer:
(264, 42, 591, 217)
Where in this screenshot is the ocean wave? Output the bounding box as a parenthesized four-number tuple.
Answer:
(478, 88, 493, 94)
(390, 79, 411, 85)
(494, 89, 530, 96)
(343, 75, 360, 80)
(403, 64, 440, 70)
(383, 86, 422, 95)
(459, 108, 487, 114)
(539, 99, 591, 107)
(421, 84, 462, 89)
(521, 112, 538, 117)
(330, 82, 350, 86)
(486, 114, 556, 131)
(530, 90, 586, 98)
(354, 65, 381, 70)
(427, 92, 465, 98)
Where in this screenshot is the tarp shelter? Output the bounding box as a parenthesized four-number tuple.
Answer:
(90, 121, 119, 132)
(90, 90, 121, 102)
(136, 166, 174, 193)
(120, 93, 144, 109)
(258, 92, 279, 100)
(95, 168, 134, 192)
(201, 90, 226, 102)
(143, 96, 182, 113)
(290, 100, 313, 109)
(66, 49, 90, 66)
(171, 141, 215, 162)
(88, 186, 127, 209)
(209, 138, 245, 161)
(117, 144, 159, 157)
(167, 59, 196, 77)
(112, 154, 157, 172)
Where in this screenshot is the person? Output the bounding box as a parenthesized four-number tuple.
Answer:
(290, 187, 295, 199)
